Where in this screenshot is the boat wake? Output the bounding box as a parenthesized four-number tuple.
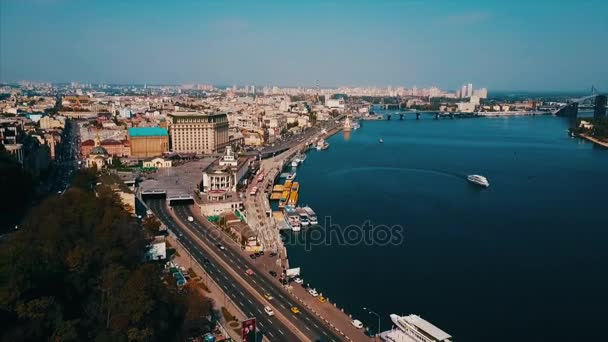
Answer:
(328, 166, 465, 180)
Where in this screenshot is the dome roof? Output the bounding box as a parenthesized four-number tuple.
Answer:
(90, 146, 108, 155)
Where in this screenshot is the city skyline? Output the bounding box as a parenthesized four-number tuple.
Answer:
(1, 0, 607, 91)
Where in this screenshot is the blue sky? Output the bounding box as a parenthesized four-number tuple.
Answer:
(1, 0, 607, 91)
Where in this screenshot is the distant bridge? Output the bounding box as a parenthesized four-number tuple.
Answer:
(554, 86, 607, 118)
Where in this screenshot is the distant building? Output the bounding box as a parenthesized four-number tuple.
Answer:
(143, 157, 172, 169)
(473, 88, 488, 99)
(81, 138, 130, 157)
(467, 83, 473, 98)
(85, 144, 113, 169)
(200, 146, 250, 193)
(4, 143, 23, 163)
(168, 112, 229, 154)
(326, 98, 345, 109)
(128, 127, 169, 158)
(119, 108, 133, 119)
(39, 116, 65, 129)
(580, 120, 594, 129)
(457, 102, 476, 113)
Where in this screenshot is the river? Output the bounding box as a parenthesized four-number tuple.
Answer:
(282, 112, 608, 341)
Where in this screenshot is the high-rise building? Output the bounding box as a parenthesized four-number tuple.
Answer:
(461, 85, 467, 98)
(168, 112, 229, 154)
(467, 83, 473, 98)
(473, 88, 488, 99)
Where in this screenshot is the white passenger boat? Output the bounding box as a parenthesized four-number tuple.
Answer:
(302, 206, 318, 225)
(467, 174, 489, 188)
(294, 153, 307, 163)
(285, 210, 301, 231)
(316, 139, 329, 150)
(388, 314, 452, 342)
(296, 207, 310, 226)
(286, 172, 296, 181)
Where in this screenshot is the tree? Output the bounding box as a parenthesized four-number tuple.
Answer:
(142, 216, 162, 237)
(0, 170, 186, 341)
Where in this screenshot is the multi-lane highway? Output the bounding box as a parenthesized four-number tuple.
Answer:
(148, 200, 306, 342)
(147, 199, 344, 342)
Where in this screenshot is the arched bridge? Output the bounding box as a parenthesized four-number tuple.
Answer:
(555, 86, 607, 118)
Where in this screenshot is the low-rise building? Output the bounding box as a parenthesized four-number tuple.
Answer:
(457, 102, 476, 113)
(199, 191, 243, 216)
(143, 157, 172, 168)
(128, 127, 169, 158)
(200, 146, 250, 193)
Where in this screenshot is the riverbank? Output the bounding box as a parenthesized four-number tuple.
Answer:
(579, 133, 608, 148)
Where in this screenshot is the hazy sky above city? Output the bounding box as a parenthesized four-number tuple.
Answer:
(1, 0, 607, 91)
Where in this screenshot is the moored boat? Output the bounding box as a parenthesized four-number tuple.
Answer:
(316, 139, 329, 150)
(302, 206, 318, 225)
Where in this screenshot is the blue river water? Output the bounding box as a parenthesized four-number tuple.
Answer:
(282, 112, 608, 341)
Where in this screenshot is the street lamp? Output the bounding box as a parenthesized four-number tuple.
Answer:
(362, 307, 380, 340)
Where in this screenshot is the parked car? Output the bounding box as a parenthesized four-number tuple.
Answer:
(263, 293, 273, 300)
(294, 277, 303, 284)
(187, 216, 194, 222)
(264, 306, 275, 316)
(308, 288, 319, 297)
(250, 254, 257, 259)
(351, 319, 364, 329)
(269, 271, 277, 277)
(318, 296, 326, 303)
(269, 252, 277, 257)
(259, 250, 265, 255)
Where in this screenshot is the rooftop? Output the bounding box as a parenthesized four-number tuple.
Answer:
(128, 127, 168, 137)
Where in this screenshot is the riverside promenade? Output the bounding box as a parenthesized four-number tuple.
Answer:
(579, 133, 608, 148)
(243, 122, 343, 267)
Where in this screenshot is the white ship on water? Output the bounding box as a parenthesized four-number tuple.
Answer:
(467, 174, 489, 188)
(377, 314, 452, 342)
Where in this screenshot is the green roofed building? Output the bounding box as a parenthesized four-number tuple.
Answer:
(127, 127, 169, 158)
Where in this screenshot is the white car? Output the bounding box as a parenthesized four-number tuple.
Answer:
(294, 277, 303, 284)
(351, 319, 364, 329)
(187, 216, 194, 222)
(308, 288, 319, 297)
(264, 306, 275, 316)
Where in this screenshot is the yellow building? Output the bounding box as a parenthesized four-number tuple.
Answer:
(128, 127, 169, 158)
(168, 112, 229, 154)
